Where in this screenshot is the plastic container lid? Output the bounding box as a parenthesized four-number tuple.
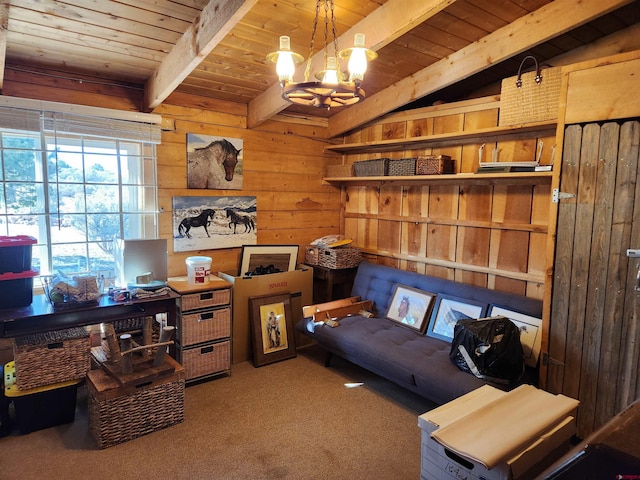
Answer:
(4, 361, 81, 397)
(0, 269, 38, 281)
(0, 235, 37, 247)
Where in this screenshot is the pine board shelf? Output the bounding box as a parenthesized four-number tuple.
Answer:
(322, 171, 553, 187)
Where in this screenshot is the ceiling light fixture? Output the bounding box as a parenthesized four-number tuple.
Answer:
(266, 0, 377, 109)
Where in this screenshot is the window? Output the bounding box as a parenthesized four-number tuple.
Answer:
(0, 100, 162, 284)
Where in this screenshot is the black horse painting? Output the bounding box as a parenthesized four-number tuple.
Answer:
(226, 208, 255, 234)
(178, 209, 216, 238)
(187, 138, 242, 189)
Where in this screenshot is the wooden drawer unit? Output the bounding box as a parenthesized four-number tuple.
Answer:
(168, 276, 233, 384)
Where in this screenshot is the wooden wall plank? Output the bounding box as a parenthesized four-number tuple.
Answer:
(548, 124, 582, 394)
(577, 122, 618, 435)
(564, 123, 600, 403)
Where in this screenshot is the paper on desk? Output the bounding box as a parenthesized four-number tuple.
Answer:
(430, 384, 579, 469)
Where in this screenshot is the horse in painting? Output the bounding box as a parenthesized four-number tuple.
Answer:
(178, 209, 216, 238)
(187, 139, 241, 189)
(226, 208, 255, 234)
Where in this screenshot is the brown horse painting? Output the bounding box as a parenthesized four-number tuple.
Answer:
(187, 138, 242, 189)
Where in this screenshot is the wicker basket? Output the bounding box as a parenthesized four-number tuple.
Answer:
(13, 327, 91, 390)
(499, 63, 562, 126)
(179, 288, 230, 312)
(305, 245, 319, 265)
(87, 357, 185, 449)
(353, 158, 389, 177)
(176, 340, 230, 381)
(416, 155, 455, 175)
(326, 164, 353, 177)
(388, 158, 416, 176)
(318, 246, 361, 269)
(178, 307, 231, 347)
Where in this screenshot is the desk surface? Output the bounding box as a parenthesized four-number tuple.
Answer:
(0, 291, 179, 338)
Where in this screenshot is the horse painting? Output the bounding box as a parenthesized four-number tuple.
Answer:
(178, 209, 216, 238)
(226, 208, 255, 234)
(187, 138, 242, 189)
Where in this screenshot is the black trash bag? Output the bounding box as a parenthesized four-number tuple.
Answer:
(449, 316, 524, 384)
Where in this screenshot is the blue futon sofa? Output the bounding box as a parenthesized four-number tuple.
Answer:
(299, 261, 542, 405)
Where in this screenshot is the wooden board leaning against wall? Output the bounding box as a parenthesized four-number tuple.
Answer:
(336, 97, 553, 300)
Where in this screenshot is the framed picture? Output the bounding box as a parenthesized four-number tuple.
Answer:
(173, 195, 256, 252)
(488, 305, 542, 368)
(427, 295, 487, 342)
(249, 292, 297, 367)
(239, 245, 299, 276)
(385, 284, 435, 334)
(187, 134, 243, 190)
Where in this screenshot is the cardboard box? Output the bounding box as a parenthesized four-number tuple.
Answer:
(219, 265, 313, 364)
(418, 385, 578, 480)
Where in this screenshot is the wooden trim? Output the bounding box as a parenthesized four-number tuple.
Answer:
(362, 248, 545, 284)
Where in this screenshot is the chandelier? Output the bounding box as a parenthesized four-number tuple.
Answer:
(266, 0, 377, 109)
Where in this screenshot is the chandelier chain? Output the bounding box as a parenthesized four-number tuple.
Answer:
(304, 1, 322, 82)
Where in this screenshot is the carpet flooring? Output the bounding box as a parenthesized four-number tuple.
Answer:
(0, 345, 437, 480)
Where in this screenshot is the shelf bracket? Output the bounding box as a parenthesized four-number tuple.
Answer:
(552, 188, 576, 203)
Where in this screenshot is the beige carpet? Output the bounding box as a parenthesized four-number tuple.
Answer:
(0, 345, 437, 480)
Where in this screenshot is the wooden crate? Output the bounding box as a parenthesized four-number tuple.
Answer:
(87, 356, 185, 449)
(13, 327, 91, 390)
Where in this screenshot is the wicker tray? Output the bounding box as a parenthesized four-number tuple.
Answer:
(13, 327, 91, 390)
(318, 246, 362, 269)
(176, 340, 230, 381)
(388, 158, 416, 176)
(179, 288, 230, 312)
(353, 158, 389, 177)
(87, 356, 185, 449)
(416, 155, 455, 175)
(178, 307, 231, 347)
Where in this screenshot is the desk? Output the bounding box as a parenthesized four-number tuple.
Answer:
(0, 292, 179, 338)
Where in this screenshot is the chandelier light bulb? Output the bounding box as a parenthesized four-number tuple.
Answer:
(275, 36, 296, 83)
(321, 57, 340, 85)
(348, 33, 368, 82)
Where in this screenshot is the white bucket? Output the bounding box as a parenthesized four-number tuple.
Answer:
(185, 256, 212, 285)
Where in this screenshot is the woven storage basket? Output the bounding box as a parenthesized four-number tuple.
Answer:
(179, 288, 230, 312)
(178, 307, 231, 347)
(388, 158, 416, 176)
(177, 340, 230, 381)
(13, 327, 90, 390)
(87, 357, 185, 449)
(353, 158, 389, 177)
(318, 246, 361, 269)
(416, 155, 455, 175)
(499, 61, 562, 126)
(304, 245, 319, 265)
(326, 164, 353, 177)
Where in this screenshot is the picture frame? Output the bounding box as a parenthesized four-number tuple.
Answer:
(186, 134, 243, 190)
(239, 244, 299, 276)
(426, 295, 487, 342)
(488, 305, 542, 368)
(385, 284, 436, 334)
(249, 292, 297, 367)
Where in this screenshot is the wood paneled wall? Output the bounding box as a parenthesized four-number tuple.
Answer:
(339, 98, 554, 299)
(3, 70, 343, 278)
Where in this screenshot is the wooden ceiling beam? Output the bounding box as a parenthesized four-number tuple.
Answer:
(0, 3, 8, 93)
(327, 0, 634, 138)
(247, 0, 457, 129)
(143, 0, 258, 112)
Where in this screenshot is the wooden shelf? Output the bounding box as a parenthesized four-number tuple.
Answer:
(325, 122, 557, 154)
(323, 171, 553, 187)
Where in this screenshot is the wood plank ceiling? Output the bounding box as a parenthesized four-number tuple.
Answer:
(1, 0, 638, 136)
